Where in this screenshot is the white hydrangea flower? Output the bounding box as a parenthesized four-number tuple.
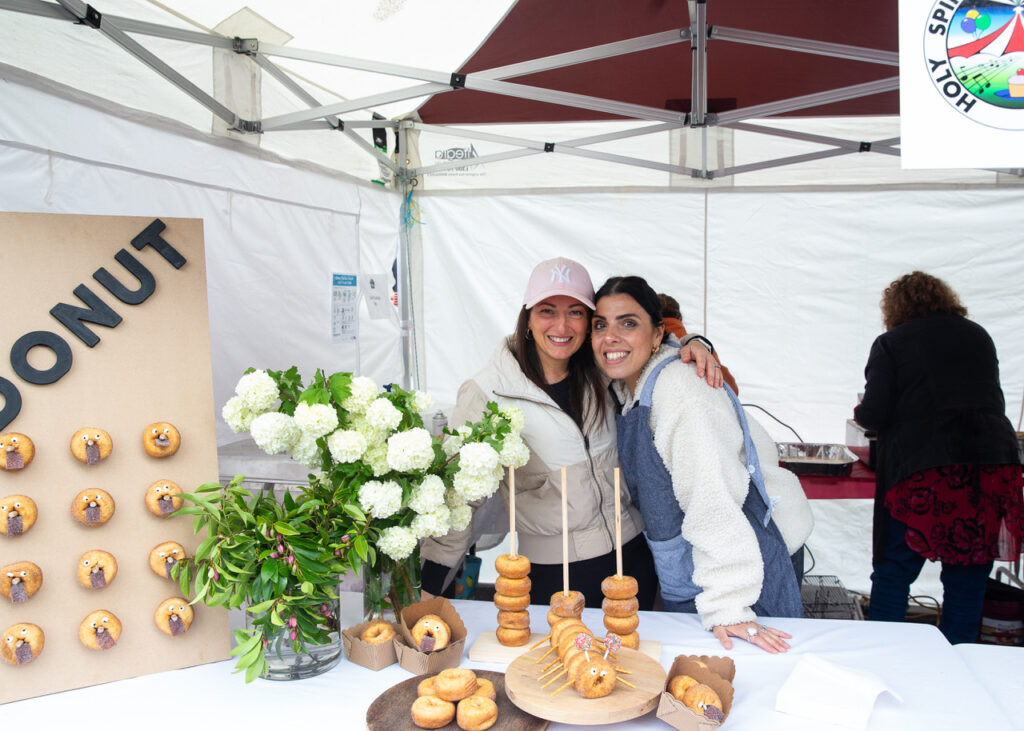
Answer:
(444, 488, 467, 509)
(364, 443, 391, 477)
(501, 405, 526, 433)
(326, 429, 367, 464)
(357, 480, 403, 520)
(341, 376, 378, 414)
(410, 390, 434, 412)
(250, 412, 301, 455)
(222, 396, 256, 433)
(293, 402, 339, 439)
(498, 433, 530, 468)
(441, 433, 464, 458)
(377, 526, 417, 561)
(453, 469, 500, 502)
(411, 505, 451, 538)
(408, 475, 446, 514)
(348, 415, 387, 448)
(235, 370, 278, 413)
(365, 398, 403, 433)
(289, 431, 321, 468)
(386, 428, 434, 472)
(449, 505, 472, 532)
(458, 442, 500, 478)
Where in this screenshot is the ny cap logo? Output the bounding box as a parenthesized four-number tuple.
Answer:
(551, 264, 571, 283)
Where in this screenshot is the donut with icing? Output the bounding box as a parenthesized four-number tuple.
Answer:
(2, 561, 42, 603)
(0, 495, 37, 537)
(143, 422, 180, 458)
(145, 480, 183, 518)
(71, 489, 115, 526)
(154, 598, 194, 636)
(149, 541, 186, 579)
(78, 610, 122, 650)
(1, 623, 44, 665)
(0, 433, 34, 471)
(77, 550, 118, 589)
(71, 427, 113, 465)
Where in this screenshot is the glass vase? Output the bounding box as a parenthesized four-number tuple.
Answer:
(247, 596, 342, 681)
(362, 549, 421, 622)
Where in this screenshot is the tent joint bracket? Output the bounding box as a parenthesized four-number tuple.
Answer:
(80, 4, 101, 28)
(859, 141, 872, 152)
(449, 73, 466, 90)
(232, 37, 260, 56)
(231, 117, 263, 134)
(544, 142, 555, 152)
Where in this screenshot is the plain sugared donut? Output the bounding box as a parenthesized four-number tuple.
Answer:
(603, 613, 639, 634)
(360, 620, 396, 645)
(417, 675, 437, 697)
(549, 590, 584, 618)
(494, 553, 531, 579)
(550, 618, 587, 647)
(434, 667, 478, 701)
(411, 614, 451, 652)
(496, 610, 530, 629)
(494, 575, 530, 597)
(573, 657, 617, 698)
(496, 627, 531, 646)
(493, 593, 530, 611)
(619, 631, 640, 649)
(410, 695, 455, 729)
(602, 596, 639, 618)
(456, 695, 498, 731)
(601, 574, 638, 599)
(473, 677, 497, 701)
(669, 674, 700, 701)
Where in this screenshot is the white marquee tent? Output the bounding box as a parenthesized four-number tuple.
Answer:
(2, 0, 1023, 597)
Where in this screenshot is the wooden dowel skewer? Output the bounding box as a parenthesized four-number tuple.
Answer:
(614, 468, 623, 578)
(561, 466, 569, 596)
(509, 466, 517, 557)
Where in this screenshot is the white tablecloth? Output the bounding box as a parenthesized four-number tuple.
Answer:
(2, 601, 1015, 730)
(954, 642, 1024, 724)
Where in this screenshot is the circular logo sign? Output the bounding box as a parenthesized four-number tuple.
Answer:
(924, 0, 1024, 129)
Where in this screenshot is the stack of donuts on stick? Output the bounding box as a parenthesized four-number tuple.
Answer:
(493, 465, 532, 647)
(601, 574, 640, 650)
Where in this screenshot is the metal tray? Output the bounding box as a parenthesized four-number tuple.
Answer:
(777, 442, 857, 476)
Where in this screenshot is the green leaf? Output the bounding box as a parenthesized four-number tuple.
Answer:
(298, 384, 331, 405)
(343, 504, 367, 522)
(353, 535, 369, 562)
(194, 535, 218, 562)
(328, 372, 353, 405)
(229, 632, 264, 658)
(247, 598, 276, 614)
(301, 581, 314, 595)
(273, 521, 299, 536)
(270, 609, 285, 627)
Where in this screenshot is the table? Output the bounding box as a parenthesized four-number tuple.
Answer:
(2, 600, 1016, 730)
(795, 460, 875, 501)
(954, 643, 1024, 723)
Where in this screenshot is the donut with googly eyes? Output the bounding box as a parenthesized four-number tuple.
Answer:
(1, 623, 44, 665)
(0, 433, 34, 471)
(78, 610, 122, 650)
(154, 598, 194, 636)
(149, 541, 186, 579)
(1, 561, 43, 603)
(0, 495, 37, 537)
(77, 550, 118, 589)
(143, 422, 180, 458)
(72, 489, 115, 526)
(70, 427, 113, 465)
(145, 480, 183, 518)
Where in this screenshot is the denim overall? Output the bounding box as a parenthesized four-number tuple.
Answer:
(616, 347, 803, 618)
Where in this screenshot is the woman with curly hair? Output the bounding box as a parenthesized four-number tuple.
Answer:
(854, 271, 1024, 643)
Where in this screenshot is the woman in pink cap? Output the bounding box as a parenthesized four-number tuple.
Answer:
(421, 257, 720, 608)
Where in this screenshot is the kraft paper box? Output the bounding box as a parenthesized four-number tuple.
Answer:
(395, 597, 467, 674)
(657, 655, 736, 730)
(342, 620, 400, 671)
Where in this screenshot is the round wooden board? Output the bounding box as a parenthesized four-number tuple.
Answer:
(504, 645, 666, 725)
(366, 670, 548, 731)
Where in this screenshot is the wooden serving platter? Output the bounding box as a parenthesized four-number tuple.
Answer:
(504, 645, 667, 725)
(366, 670, 548, 731)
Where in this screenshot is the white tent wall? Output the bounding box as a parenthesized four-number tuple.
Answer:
(419, 187, 1024, 597)
(0, 71, 403, 445)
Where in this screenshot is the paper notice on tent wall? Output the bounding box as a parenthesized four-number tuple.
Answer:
(332, 273, 358, 341)
(899, 0, 1024, 169)
(363, 271, 393, 320)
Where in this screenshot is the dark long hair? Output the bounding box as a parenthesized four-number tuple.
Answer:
(507, 306, 607, 430)
(881, 271, 967, 330)
(594, 276, 665, 328)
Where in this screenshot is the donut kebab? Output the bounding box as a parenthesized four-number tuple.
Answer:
(493, 552, 532, 646)
(537, 629, 636, 698)
(601, 573, 640, 649)
(411, 668, 498, 730)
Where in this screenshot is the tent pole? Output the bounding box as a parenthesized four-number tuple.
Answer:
(688, 0, 707, 129)
(397, 121, 416, 390)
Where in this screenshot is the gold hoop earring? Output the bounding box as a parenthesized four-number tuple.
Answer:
(652, 343, 659, 354)
(526, 329, 534, 341)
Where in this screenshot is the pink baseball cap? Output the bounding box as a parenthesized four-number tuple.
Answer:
(523, 257, 596, 310)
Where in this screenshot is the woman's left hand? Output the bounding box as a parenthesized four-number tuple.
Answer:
(679, 341, 724, 388)
(712, 622, 791, 654)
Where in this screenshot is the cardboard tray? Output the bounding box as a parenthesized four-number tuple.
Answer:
(657, 655, 736, 730)
(395, 597, 467, 675)
(342, 619, 401, 671)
